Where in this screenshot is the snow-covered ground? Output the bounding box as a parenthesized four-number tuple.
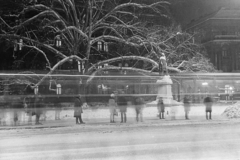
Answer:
(0, 102, 230, 126)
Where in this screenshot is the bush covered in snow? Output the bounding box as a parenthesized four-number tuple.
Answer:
(222, 101, 240, 118)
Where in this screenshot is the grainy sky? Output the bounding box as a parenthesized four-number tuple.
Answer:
(171, 0, 240, 26)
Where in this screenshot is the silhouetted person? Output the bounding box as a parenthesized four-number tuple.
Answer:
(55, 97, 62, 120)
(34, 96, 44, 125)
(23, 96, 34, 125)
(0, 105, 6, 126)
(183, 95, 191, 120)
(157, 97, 165, 119)
(109, 93, 117, 123)
(117, 92, 127, 123)
(135, 97, 145, 122)
(12, 97, 22, 126)
(74, 95, 85, 124)
(204, 96, 213, 120)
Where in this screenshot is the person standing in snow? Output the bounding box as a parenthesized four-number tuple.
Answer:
(117, 91, 127, 123)
(204, 96, 213, 120)
(183, 95, 191, 120)
(135, 97, 145, 122)
(109, 93, 117, 123)
(74, 95, 85, 124)
(157, 97, 165, 119)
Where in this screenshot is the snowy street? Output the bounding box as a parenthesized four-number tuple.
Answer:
(1, 118, 240, 160)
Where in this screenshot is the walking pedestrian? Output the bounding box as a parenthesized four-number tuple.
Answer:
(204, 96, 213, 120)
(12, 97, 22, 126)
(117, 91, 127, 123)
(183, 95, 191, 120)
(109, 93, 117, 123)
(157, 97, 165, 119)
(74, 95, 85, 124)
(55, 97, 62, 120)
(34, 96, 44, 125)
(135, 97, 145, 122)
(0, 106, 6, 126)
(24, 96, 33, 125)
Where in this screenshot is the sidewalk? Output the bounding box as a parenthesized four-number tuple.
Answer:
(0, 104, 233, 130)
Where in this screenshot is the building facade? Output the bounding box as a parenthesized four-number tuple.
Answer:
(186, 8, 240, 72)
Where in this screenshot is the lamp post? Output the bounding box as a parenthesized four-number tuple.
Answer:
(78, 61, 85, 74)
(34, 86, 39, 95)
(202, 82, 208, 97)
(55, 35, 61, 47)
(56, 84, 62, 95)
(55, 84, 62, 120)
(19, 39, 23, 50)
(124, 63, 128, 75)
(229, 86, 234, 103)
(104, 63, 108, 74)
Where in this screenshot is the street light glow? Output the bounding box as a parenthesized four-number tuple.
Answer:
(202, 82, 208, 86)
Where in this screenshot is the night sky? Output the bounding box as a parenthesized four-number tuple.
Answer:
(171, 0, 240, 27)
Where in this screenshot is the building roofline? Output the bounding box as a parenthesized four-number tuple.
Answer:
(185, 8, 240, 31)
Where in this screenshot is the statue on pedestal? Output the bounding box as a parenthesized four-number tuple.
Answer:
(159, 53, 168, 76)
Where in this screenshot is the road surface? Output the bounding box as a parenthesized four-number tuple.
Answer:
(1, 121, 240, 160)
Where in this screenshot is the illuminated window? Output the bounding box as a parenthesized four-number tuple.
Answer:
(98, 42, 108, 52)
(222, 49, 227, 57)
(97, 41, 102, 51)
(104, 43, 108, 52)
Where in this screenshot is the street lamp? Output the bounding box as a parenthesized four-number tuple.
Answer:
(19, 39, 23, 50)
(202, 82, 208, 86)
(124, 63, 128, 75)
(78, 61, 85, 73)
(34, 86, 39, 95)
(202, 82, 208, 97)
(14, 40, 18, 51)
(104, 63, 108, 74)
(229, 86, 234, 102)
(55, 35, 61, 47)
(56, 84, 62, 95)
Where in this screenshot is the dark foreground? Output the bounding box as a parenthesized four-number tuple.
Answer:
(1, 120, 240, 160)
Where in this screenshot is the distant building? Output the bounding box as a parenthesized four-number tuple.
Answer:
(185, 8, 240, 72)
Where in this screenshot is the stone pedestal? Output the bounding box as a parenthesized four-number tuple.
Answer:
(156, 75, 173, 105)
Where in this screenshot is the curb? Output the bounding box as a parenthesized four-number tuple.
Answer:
(0, 118, 233, 130)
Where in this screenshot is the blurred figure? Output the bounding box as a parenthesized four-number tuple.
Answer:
(0, 106, 6, 126)
(204, 96, 213, 120)
(23, 96, 34, 125)
(157, 97, 165, 119)
(74, 95, 85, 124)
(109, 93, 117, 123)
(117, 92, 127, 123)
(12, 97, 22, 126)
(135, 97, 145, 122)
(55, 97, 62, 120)
(183, 95, 191, 120)
(34, 96, 44, 125)
(170, 103, 178, 120)
(41, 102, 47, 121)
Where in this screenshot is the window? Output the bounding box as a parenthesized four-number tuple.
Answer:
(98, 42, 108, 52)
(222, 49, 227, 57)
(97, 41, 102, 51)
(104, 43, 108, 52)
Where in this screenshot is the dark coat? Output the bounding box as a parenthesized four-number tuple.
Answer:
(74, 98, 83, 117)
(117, 96, 127, 112)
(183, 97, 191, 112)
(34, 97, 44, 115)
(204, 97, 213, 112)
(135, 97, 145, 113)
(157, 100, 165, 112)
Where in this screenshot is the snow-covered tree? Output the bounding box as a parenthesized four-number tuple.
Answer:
(0, 0, 215, 94)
